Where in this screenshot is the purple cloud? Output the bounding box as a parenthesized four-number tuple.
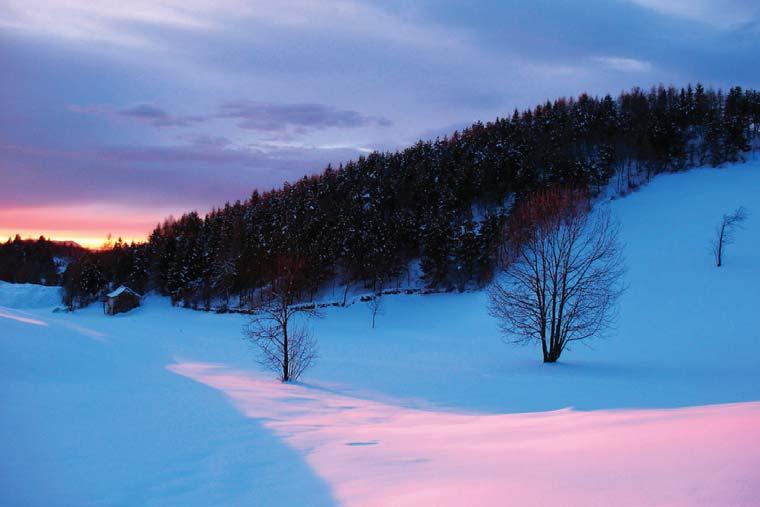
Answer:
(118, 104, 205, 128)
(217, 100, 392, 132)
(70, 100, 391, 133)
(68, 103, 204, 129)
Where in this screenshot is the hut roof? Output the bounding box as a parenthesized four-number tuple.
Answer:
(106, 285, 142, 299)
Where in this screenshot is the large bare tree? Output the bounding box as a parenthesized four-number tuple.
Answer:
(245, 256, 320, 382)
(712, 207, 748, 267)
(489, 188, 626, 363)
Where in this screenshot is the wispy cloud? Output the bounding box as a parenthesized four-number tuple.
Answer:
(627, 0, 760, 28)
(0, 0, 224, 47)
(217, 100, 391, 133)
(593, 56, 653, 73)
(118, 104, 204, 127)
(69, 103, 204, 128)
(70, 100, 391, 133)
(0, 0, 465, 52)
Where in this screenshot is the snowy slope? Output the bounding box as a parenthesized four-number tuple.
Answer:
(1, 162, 759, 506)
(0, 281, 61, 309)
(0, 297, 333, 506)
(303, 162, 760, 413)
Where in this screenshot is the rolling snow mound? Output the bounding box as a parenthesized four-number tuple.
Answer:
(0, 281, 61, 310)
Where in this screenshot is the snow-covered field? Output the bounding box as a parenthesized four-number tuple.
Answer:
(2, 162, 759, 506)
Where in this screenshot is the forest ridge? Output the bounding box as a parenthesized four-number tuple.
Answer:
(28, 84, 760, 308)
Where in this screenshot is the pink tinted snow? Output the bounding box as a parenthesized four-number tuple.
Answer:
(170, 361, 760, 507)
(0, 309, 48, 326)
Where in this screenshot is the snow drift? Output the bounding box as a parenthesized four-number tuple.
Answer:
(0, 281, 61, 310)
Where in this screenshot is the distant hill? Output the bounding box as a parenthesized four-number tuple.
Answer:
(52, 240, 84, 249)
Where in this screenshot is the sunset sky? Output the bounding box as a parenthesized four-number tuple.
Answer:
(2, 0, 759, 248)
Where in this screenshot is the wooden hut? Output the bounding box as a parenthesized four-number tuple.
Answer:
(104, 286, 142, 315)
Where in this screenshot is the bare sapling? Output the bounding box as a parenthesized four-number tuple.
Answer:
(712, 207, 748, 267)
(245, 256, 321, 382)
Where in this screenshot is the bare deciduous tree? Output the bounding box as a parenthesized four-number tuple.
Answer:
(368, 292, 384, 329)
(712, 207, 748, 267)
(489, 188, 626, 363)
(245, 256, 320, 382)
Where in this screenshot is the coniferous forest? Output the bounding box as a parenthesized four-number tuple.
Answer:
(60, 84, 760, 309)
(0, 236, 86, 286)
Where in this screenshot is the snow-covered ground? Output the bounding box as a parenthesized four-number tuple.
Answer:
(2, 162, 759, 506)
(0, 281, 61, 310)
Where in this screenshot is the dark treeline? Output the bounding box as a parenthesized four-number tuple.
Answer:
(62, 84, 760, 309)
(0, 235, 86, 286)
(61, 239, 149, 309)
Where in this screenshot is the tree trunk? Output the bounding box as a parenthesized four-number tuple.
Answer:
(282, 321, 289, 382)
(544, 335, 562, 363)
(543, 348, 561, 363)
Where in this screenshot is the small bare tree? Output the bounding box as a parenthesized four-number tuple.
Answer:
(245, 256, 320, 382)
(368, 293, 384, 329)
(712, 207, 748, 267)
(489, 188, 626, 363)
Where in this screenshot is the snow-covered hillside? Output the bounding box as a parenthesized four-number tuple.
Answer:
(0, 281, 61, 310)
(1, 162, 759, 506)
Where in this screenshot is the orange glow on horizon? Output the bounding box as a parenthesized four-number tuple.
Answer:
(0, 203, 183, 250)
(0, 231, 147, 250)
